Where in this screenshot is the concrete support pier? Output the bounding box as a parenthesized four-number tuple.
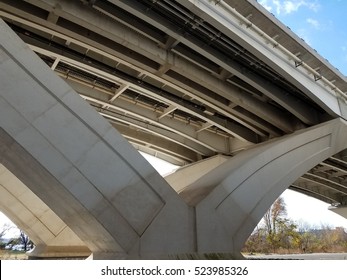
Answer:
(0, 18, 193, 259)
(1, 18, 347, 259)
(0, 164, 90, 259)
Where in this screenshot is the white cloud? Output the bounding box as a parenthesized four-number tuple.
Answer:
(306, 18, 320, 29)
(273, 0, 282, 14)
(258, 0, 273, 12)
(306, 18, 332, 31)
(259, 0, 320, 15)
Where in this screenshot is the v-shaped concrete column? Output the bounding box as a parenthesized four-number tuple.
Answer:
(0, 19, 193, 259)
(191, 118, 347, 257)
(1, 18, 347, 259)
(165, 120, 347, 258)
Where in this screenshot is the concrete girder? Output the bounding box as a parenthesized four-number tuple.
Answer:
(0, 165, 90, 258)
(292, 178, 343, 202)
(71, 82, 222, 153)
(62, 77, 253, 155)
(178, 0, 346, 120)
(107, 0, 298, 132)
(0, 8, 279, 140)
(111, 0, 318, 127)
(90, 0, 166, 48)
(290, 185, 336, 205)
(303, 172, 347, 195)
(321, 161, 347, 177)
(314, 164, 335, 173)
(332, 150, 347, 163)
(113, 123, 198, 165)
(160, 66, 288, 133)
(97, 111, 215, 158)
(32, 62, 219, 157)
(0, 0, 296, 135)
(27, 42, 259, 144)
(82, 95, 218, 152)
(159, 71, 281, 137)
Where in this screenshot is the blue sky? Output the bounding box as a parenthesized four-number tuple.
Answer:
(259, 0, 347, 76)
(259, 0, 347, 228)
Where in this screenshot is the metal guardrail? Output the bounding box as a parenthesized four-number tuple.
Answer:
(213, 0, 347, 102)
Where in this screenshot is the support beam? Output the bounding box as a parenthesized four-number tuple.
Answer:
(2, 3, 347, 260)
(177, 0, 344, 120)
(189, 118, 347, 256)
(1, 0, 296, 135)
(0, 19, 193, 259)
(165, 155, 229, 193)
(113, 0, 319, 126)
(105, 83, 129, 106)
(158, 104, 177, 120)
(0, 164, 90, 259)
(329, 205, 347, 220)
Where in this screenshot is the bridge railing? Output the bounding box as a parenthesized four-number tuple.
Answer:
(213, 0, 347, 103)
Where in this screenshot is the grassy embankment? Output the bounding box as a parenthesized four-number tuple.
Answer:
(0, 250, 28, 260)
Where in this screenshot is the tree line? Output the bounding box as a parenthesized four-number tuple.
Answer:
(0, 225, 34, 252)
(243, 197, 347, 254)
(2, 197, 347, 255)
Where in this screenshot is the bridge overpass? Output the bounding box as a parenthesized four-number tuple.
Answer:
(0, 0, 347, 259)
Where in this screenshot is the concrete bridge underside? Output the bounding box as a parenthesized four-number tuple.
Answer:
(1, 19, 347, 259)
(0, 165, 90, 258)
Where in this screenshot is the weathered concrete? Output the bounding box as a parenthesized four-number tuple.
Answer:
(0, 18, 193, 259)
(178, 0, 347, 120)
(1, 18, 347, 259)
(165, 155, 229, 194)
(192, 118, 347, 257)
(0, 164, 90, 258)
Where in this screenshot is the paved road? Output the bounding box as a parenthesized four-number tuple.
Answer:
(245, 253, 347, 260)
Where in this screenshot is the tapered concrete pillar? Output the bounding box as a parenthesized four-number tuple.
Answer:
(0, 18, 193, 259)
(2, 18, 347, 260)
(190, 118, 347, 257)
(0, 164, 90, 258)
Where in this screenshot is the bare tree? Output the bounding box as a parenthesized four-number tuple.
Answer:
(262, 197, 298, 252)
(0, 223, 13, 249)
(263, 197, 287, 236)
(0, 223, 12, 239)
(244, 200, 347, 254)
(19, 230, 33, 251)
